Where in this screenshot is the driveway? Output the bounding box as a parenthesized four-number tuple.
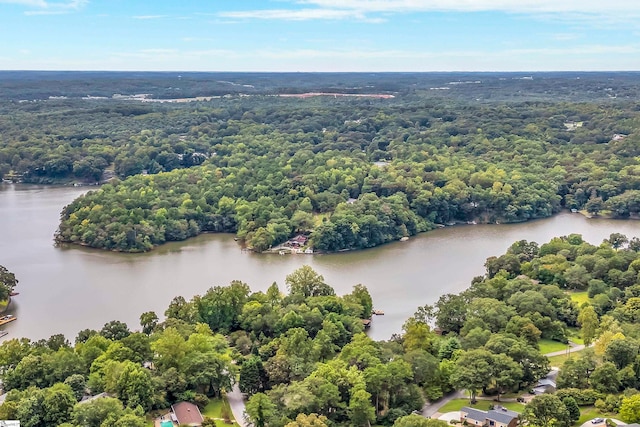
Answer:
(227, 383, 249, 427)
(438, 412, 461, 423)
(422, 390, 466, 417)
(580, 418, 626, 427)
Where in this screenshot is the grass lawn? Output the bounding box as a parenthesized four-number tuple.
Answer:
(313, 213, 330, 226)
(203, 398, 238, 425)
(569, 291, 590, 306)
(547, 349, 584, 368)
(539, 339, 571, 354)
(437, 398, 525, 413)
(568, 332, 585, 345)
(575, 406, 611, 426)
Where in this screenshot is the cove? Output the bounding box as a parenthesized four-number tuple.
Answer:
(2, 184, 640, 342)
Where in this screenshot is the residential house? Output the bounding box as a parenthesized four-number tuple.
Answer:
(461, 407, 489, 426)
(461, 406, 520, 427)
(289, 235, 308, 247)
(171, 401, 204, 426)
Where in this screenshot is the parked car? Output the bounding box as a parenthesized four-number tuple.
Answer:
(591, 418, 604, 424)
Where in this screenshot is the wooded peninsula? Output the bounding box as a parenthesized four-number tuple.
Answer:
(1, 72, 638, 252)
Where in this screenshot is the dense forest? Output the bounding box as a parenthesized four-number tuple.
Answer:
(2, 72, 640, 251)
(6, 233, 640, 426)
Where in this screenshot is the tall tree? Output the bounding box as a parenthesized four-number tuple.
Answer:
(239, 356, 267, 396)
(245, 393, 276, 427)
(348, 388, 376, 427)
(0, 265, 17, 301)
(578, 306, 598, 346)
(523, 395, 570, 427)
(285, 413, 329, 427)
(621, 394, 640, 424)
(286, 266, 335, 299)
(139, 311, 158, 335)
(450, 349, 494, 403)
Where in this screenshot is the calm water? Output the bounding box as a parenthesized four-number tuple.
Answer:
(2, 184, 640, 342)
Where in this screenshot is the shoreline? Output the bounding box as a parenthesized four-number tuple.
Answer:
(56, 207, 634, 255)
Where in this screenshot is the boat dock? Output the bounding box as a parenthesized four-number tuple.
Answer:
(0, 315, 16, 326)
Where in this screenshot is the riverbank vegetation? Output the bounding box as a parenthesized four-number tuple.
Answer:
(0, 265, 17, 305)
(10, 72, 630, 252)
(5, 233, 640, 425)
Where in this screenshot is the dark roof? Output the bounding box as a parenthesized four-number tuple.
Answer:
(171, 401, 204, 426)
(487, 407, 520, 424)
(461, 407, 488, 422)
(537, 378, 556, 388)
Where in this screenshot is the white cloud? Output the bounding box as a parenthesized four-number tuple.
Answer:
(218, 8, 367, 21)
(217, 0, 640, 25)
(298, 0, 640, 14)
(0, 0, 87, 14)
(132, 15, 168, 20)
(550, 33, 582, 41)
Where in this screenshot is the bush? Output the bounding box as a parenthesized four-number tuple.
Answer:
(556, 388, 603, 406)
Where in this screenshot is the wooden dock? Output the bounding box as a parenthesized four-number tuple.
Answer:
(0, 315, 16, 326)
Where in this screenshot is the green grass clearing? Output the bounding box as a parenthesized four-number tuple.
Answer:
(313, 213, 330, 227)
(547, 349, 584, 368)
(203, 398, 238, 425)
(539, 339, 571, 354)
(437, 399, 525, 413)
(575, 406, 611, 426)
(569, 291, 590, 306)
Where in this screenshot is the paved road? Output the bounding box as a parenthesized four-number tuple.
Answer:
(227, 383, 249, 427)
(422, 390, 466, 417)
(544, 343, 586, 358)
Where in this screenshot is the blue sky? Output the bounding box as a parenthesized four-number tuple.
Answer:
(1, 0, 639, 71)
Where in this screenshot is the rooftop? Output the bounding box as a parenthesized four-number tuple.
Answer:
(487, 407, 520, 424)
(171, 401, 204, 426)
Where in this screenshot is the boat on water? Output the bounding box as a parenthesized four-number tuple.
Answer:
(373, 309, 385, 315)
(0, 331, 8, 338)
(0, 315, 16, 326)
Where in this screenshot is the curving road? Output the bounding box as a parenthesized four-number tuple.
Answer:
(227, 383, 250, 427)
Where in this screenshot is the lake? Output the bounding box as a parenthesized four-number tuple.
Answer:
(2, 183, 640, 342)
